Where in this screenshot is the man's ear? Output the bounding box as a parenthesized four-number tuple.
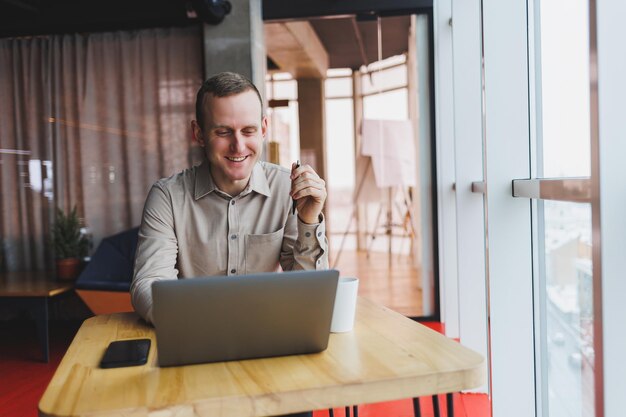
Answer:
(191, 120, 204, 147)
(261, 116, 268, 140)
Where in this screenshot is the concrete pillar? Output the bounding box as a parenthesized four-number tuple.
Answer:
(201, 0, 266, 94)
(297, 78, 327, 182)
(352, 71, 367, 250)
(407, 16, 423, 267)
(412, 14, 435, 316)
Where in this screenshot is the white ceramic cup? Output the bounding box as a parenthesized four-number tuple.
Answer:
(330, 277, 359, 333)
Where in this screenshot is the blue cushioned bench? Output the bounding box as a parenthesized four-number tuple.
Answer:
(75, 227, 139, 314)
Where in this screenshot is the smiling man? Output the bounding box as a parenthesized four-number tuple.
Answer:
(131, 72, 329, 325)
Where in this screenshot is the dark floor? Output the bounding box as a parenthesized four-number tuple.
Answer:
(0, 319, 82, 417)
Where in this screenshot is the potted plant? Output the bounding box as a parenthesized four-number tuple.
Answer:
(51, 206, 88, 281)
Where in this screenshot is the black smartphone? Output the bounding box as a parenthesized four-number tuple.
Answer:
(100, 339, 151, 368)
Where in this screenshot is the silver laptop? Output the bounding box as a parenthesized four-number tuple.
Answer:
(152, 269, 339, 367)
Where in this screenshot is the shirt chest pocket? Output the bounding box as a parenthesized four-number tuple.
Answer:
(244, 227, 284, 274)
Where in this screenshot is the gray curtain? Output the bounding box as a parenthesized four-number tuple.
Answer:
(0, 26, 203, 272)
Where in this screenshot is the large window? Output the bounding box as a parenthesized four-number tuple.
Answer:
(533, 1, 594, 415)
(542, 201, 593, 417)
(333, 55, 413, 256)
(265, 72, 299, 169)
(442, 0, 625, 414)
(538, 0, 590, 178)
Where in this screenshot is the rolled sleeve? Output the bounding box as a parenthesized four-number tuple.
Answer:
(281, 213, 329, 271)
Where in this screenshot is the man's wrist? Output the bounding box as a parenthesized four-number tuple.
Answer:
(298, 213, 323, 225)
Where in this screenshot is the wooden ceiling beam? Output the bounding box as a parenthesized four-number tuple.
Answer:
(264, 21, 329, 78)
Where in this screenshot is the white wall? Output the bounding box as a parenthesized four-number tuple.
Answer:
(433, 0, 459, 338)
(596, 1, 626, 415)
(482, 1, 537, 415)
(435, 0, 536, 408)
(434, 0, 490, 395)
(451, 0, 489, 394)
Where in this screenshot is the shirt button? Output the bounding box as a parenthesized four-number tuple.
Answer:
(231, 269, 236, 274)
(305, 232, 311, 237)
(230, 234, 237, 240)
(317, 232, 322, 237)
(230, 200, 235, 205)
(316, 259, 321, 265)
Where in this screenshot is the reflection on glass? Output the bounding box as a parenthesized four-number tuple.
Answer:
(538, 0, 590, 177)
(542, 201, 594, 417)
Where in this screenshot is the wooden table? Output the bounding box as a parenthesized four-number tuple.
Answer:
(0, 271, 74, 362)
(39, 298, 485, 417)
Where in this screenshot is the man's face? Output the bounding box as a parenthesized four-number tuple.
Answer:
(193, 90, 267, 195)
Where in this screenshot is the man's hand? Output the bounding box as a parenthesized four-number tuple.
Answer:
(290, 163, 327, 224)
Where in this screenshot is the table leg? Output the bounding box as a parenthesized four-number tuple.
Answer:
(0, 294, 56, 363)
(446, 393, 454, 417)
(412, 397, 422, 417)
(33, 297, 49, 362)
(432, 395, 441, 417)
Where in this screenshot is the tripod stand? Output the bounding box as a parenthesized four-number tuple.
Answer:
(365, 186, 417, 263)
(332, 157, 417, 269)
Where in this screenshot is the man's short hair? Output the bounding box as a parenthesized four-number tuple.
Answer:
(195, 72, 263, 130)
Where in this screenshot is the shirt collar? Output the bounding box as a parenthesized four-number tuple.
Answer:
(248, 162, 272, 197)
(194, 159, 272, 200)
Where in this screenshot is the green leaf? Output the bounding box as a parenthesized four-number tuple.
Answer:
(51, 206, 88, 259)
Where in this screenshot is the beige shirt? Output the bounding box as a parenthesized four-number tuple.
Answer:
(131, 160, 329, 323)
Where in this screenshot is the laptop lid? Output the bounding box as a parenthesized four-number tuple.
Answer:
(152, 269, 340, 367)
